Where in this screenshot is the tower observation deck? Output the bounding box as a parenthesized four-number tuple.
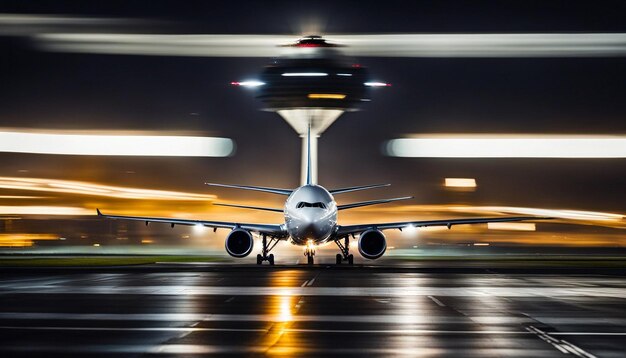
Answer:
(233, 36, 389, 185)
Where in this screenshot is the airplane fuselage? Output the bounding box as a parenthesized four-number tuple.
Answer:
(284, 185, 337, 245)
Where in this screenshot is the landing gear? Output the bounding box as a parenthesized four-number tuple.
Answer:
(256, 234, 279, 265)
(335, 236, 354, 265)
(304, 245, 315, 265)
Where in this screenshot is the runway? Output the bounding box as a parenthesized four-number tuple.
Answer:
(0, 265, 625, 357)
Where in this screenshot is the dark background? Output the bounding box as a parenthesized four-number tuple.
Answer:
(0, 0, 624, 249)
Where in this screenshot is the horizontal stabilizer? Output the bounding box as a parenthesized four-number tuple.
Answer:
(205, 183, 292, 195)
(338, 196, 413, 210)
(213, 203, 283, 213)
(329, 183, 390, 195)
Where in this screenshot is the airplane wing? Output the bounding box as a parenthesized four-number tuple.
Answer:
(213, 203, 283, 213)
(329, 183, 390, 194)
(96, 209, 288, 238)
(337, 196, 413, 210)
(335, 216, 550, 237)
(205, 183, 292, 195)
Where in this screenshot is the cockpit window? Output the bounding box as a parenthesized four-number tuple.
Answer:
(296, 202, 327, 209)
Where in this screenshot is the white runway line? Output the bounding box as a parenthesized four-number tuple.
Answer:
(2, 325, 624, 337)
(3, 285, 626, 298)
(526, 326, 598, 358)
(2, 312, 626, 326)
(0, 343, 557, 356)
(428, 295, 446, 307)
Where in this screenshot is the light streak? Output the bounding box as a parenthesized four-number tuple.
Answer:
(0, 234, 58, 247)
(457, 206, 624, 222)
(35, 33, 626, 58)
(364, 82, 391, 87)
(487, 222, 537, 231)
(307, 94, 346, 99)
(0, 130, 234, 157)
(231, 80, 265, 87)
(0, 177, 215, 201)
(282, 72, 327, 77)
(0, 206, 92, 216)
(445, 178, 477, 188)
(386, 135, 626, 158)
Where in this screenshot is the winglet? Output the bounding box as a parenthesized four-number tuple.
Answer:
(96, 208, 102, 216)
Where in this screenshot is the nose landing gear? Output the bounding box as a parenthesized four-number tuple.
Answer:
(334, 236, 354, 265)
(256, 234, 278, 265)
(304, 240, 316, 265)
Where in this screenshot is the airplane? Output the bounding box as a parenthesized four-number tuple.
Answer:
(97, 127, 548, 265)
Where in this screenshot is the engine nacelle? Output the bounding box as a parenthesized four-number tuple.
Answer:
(358, 229, 387, 260)
(225, 229, 254, 258)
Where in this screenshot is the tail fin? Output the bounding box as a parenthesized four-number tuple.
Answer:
(305, 124, 312, 185)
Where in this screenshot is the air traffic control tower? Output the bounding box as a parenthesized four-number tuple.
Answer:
(232, 36, 389, 185)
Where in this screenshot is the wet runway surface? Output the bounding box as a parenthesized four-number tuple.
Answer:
(1, 265, 625, 357)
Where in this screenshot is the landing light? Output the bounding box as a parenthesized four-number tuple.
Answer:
(402, 224, 418, 237)
(193, 224, 205, 234)
(306, 239, 315, 249)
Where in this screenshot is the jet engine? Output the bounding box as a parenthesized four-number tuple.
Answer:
(358, 229, 387, 259)
(225, 229, 254, 258)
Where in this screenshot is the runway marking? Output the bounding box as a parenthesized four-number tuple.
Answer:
(428, 295, 445, 307)
(224, 296, 235, 303)
(294, 298, 305, 310)
(3, 285, 626, 297)
(4, 312, 626, 326)
(1, 325, 625, 337)
(307, 277, 316, 286)
(0, 344, 561, 356)
(526, 325, 598, 358)
(301, 280, 309, 287)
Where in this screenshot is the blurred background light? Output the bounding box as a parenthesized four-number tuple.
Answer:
(0, 130, 234, 157)
(487, 222, 537, 231)
(386, 135, 626, 158)
(445, 178, 477, 187)
(0, 206, 91, 215)
(0, 177, 216, 201)
(29, 32, 626, 58)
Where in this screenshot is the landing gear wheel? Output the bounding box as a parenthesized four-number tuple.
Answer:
(307, 255, 314, 265)
(335, 237, 353, 265)
(257, 234, 279, 265)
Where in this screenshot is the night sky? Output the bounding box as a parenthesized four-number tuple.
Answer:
(0, 1, 624, 250)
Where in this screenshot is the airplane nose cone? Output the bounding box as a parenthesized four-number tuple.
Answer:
(297, 211, 325, 239)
